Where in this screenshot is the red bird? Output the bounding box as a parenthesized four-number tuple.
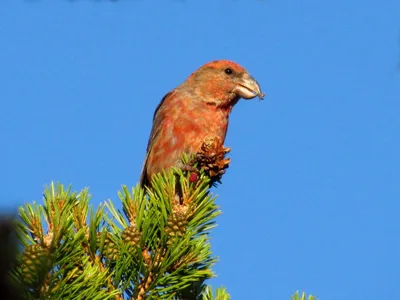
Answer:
(140, 60, 263, 187)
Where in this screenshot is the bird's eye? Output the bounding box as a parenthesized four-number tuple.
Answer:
(224, 68, 233, 75)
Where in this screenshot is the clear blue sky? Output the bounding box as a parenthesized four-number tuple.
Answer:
(1, 0, 399, 299)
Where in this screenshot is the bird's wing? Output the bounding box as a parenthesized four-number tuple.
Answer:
(139, 91, 173, 187)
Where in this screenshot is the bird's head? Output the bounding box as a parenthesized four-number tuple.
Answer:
(181, 60, 264, 108)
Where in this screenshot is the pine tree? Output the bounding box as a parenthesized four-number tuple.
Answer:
(10, 167, 228, 299)
(8, 154, 316, 299)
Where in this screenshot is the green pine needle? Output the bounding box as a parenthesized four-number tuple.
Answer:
(291, 291, 317, 300)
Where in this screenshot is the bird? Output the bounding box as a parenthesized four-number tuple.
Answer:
(139, 60, 263, 187)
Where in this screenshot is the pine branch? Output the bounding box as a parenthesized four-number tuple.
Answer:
(11, 169, 223, 299)
(105, 168, 220, 299)
(10, 172, 317, 299)
(13, 182, 120, 299)
(201, 286, 230, 300)
(291, 291, 316, 300)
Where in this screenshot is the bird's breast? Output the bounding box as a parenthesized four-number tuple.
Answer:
(171, 104, 229, 153)
(145, 94, 231, 180)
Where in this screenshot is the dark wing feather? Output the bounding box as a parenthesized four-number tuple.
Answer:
(139, 91, 173, 187)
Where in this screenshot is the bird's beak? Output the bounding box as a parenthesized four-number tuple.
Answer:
(233, 73, 264, 100)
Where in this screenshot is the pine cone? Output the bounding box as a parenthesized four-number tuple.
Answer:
(165, 212, 188, 243)
(121, 226, 141, 251)
(103, 234, 119, 261)
(21, 244, 51, 286)
(195, 136, 230, 184)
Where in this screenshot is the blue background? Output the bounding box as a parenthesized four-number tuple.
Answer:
(1, 0, 399, 299)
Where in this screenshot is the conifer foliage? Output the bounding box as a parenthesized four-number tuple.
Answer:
(9, 164, 316, 299)
(11, 168, 231, 300)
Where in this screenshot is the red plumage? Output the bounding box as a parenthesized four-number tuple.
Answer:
(140, 60, 263, 187)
